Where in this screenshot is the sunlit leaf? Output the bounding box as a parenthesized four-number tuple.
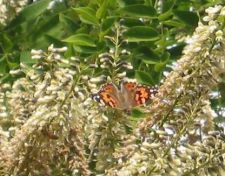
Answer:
(158, 10, 173, 21)
(63, 34, 96, 47)
(96, 0, 109, 19)
(73, 7, 99, 25)
(135, 70, 154, 85)
(162, 20, 185, 27)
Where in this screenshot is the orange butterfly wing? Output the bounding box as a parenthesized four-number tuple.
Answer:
(93, 83, 120, 108)
(93, 82, 158, 110)
(123, 82, 157, 106)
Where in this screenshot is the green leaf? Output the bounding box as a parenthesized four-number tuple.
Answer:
(121, 4, 156, 18)
(102, 17, 117, 31)
(153, 52, 170, 72)
(131, 108, 145, 118)
(162, 0, 175, 12)
(96, 0, 109, 19)
(73, 45, 97, 54)
(158, 10, 173, 21)
(7, 0, 51, 28)
(44, 35, 64, 47)
(167, 43, 185, 58)
(162, 20, 185, 27)
(135, 47, 160, 64)
(73, 7, 99, 25)
(0, 74, 10, 83)
(154, 60, 168, 72)
(161, 52, 170, 61)
(173, 10, 198, 26)
(0, 34, 14, 51)
(125, 26, 158, 42)
(120, 18, 144, 27)
(6, 56, 19, 69)
(31, 15, 60, 40)
(135, 70, 154, 85)
(0, 57, 8, 74)
(59, 13, 79, 31)
(63, 34, 96, 47)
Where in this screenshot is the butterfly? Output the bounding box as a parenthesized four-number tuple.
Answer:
(92, 82, 158, 111)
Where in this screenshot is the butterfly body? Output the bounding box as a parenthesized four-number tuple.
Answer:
(92, 82, 158, 111)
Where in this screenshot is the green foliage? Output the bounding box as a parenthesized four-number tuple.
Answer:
(124, 26, 159, 42)
(0, 1, 224, 118)
(0, 0, 224, 122)
(73, 7, 99, 25)
(63, 33, 96, 47)
(7, 0, 52, 28)
(0, 0, 216, 72)
(0, 1, 225, 175)
(120, 4, 157, 17)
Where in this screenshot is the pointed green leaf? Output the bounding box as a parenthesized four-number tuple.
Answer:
(96, 0, 109, 19)
(140, 56, 158, 64)
(173, 10, 198, 26)
(154, 60, 168, 72)
(158, 10, 173, 21)
(0, 57, 8, 74)
(121, 4, 156, 18)
(162, 20, 185, 27)
(31, 15, 60, 40)
(7, 0, 51, 28)
(45, 35, 64, 47)
(131, 108, 145, 118)
(0, 34, 14, 51)
(6, 56, 19, 69)
(120, 18, 144, 27)
(59, 13, 79, 31)
(153, 53, 169, 72)
(125, 26, 158, 42)
(135, 70, 154, 85)
(73, 45, 97, 54)
(162, 0, 176, 12)
(135, 47, 160, 64)
(73, 7, 99, 25)
(0, 74, 10, 83)
(63, 34, 96, 47)
(102, 17, 117, 31)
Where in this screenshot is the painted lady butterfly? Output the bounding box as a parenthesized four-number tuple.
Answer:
(92, 82, 158, 110)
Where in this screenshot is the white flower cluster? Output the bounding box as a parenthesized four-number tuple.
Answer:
(107, 5, 225, 176)
(0, 0, 65, 26)
(0, 44, 91, 175)
(0, 0, 28, 25)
